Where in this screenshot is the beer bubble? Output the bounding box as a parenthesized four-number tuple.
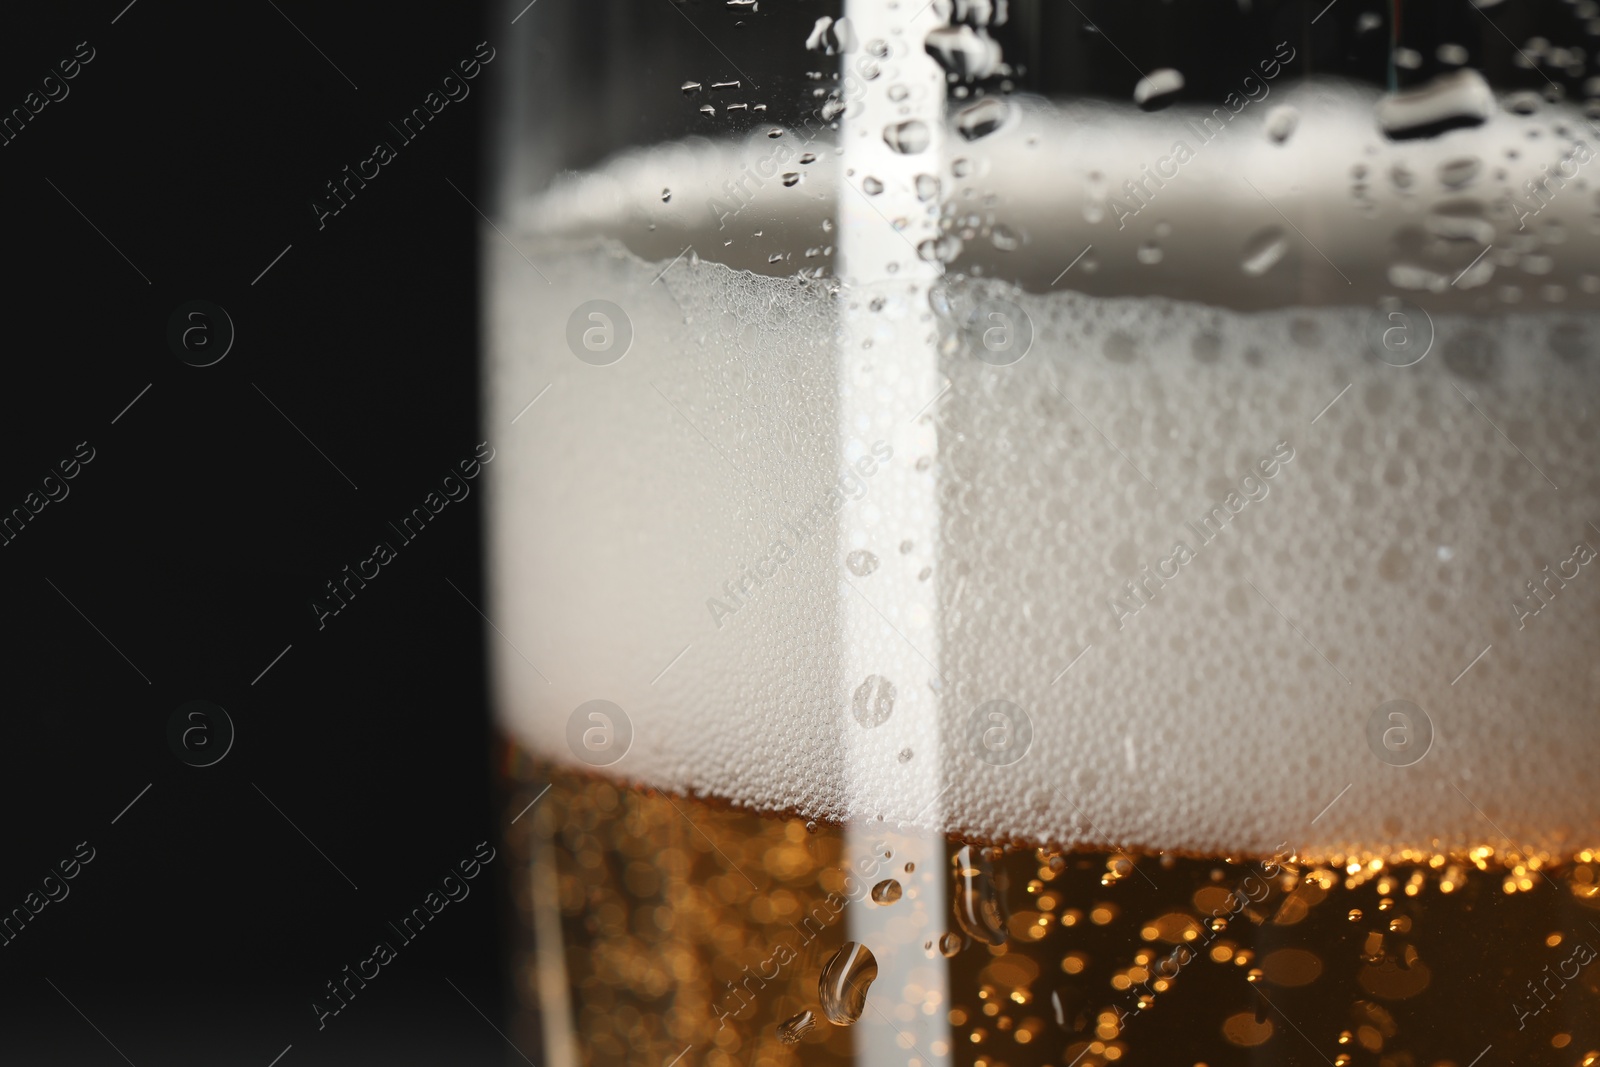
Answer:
(818, 941, 878, 1025)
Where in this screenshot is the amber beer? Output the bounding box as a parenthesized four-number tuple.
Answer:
(501, 760, 1600, 1067)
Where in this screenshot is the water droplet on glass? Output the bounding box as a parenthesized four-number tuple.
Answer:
(956, 97, 1009, 140)
(1133, 68, 1185, 111)
(818, 942, 878, 1025)
(806, 15, 855, 55)
(884, 120, 931, 154)
(1506, 89, 1541, 115)
(777, 1009, 816, 1044)
(899, 540, 914, 554)
(852, 674, 896, 728)
(924, 25, 1003, 80)
(1376, 69, 1492, 140)
(898, 747, 914, 762)
(938, 931, 964, 957)
(1437, 156, 1480, 188)
(871, 878, 903, 904)
(1241, 226, 1290, 276)
(914, 174, 941, 202)
(991, 223, 1022, 251)
(917, 234, 963, 262)
(661, 188, 671, 203)
(681, 80, 702, 94)
(1137, 241, 1164, 265)
(861, 175, 884, 195)
(953, 844, 1007, 945)
(783, 172, 802, 188)
(1264, 105, 1299, 144)
(846, 549, 879, 576)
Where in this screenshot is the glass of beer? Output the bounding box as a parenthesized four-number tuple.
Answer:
(485, 2, 1600, 1065)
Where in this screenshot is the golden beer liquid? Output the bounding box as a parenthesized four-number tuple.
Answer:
(502, 748, 1600, 1067)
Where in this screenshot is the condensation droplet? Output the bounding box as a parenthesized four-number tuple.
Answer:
(956, 97, 1009, 140)
(991, 223, 1022, 251)
(1376, 69, 1492, 140)
(1437, 156, 1481, 188)
(681, 81, 701, 95)
(818, 942, 878, 1025)
(884, 120, 931, 154)
(777, 1009, 816, 1044)
(846, 549, 879, 576)
(953, 844, 1007, 945)
(898, 747, 914, 762)
(1133, 68, 1185, 111)
(1265, 104, 1299, 144)
(1241, 226, 1290, 276)
(852, 674, 896, 728)
(939, 931, 964, 957)
(805, 15, 855, 55)
(862, 175, 884, 195)
(871, 879, 903, 904)
(782, 172, 802, 188)
(915, 174, 941, 202)
(924, 25, 1003, 80)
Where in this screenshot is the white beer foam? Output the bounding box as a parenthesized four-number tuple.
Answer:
(487, 82, 1600, 860)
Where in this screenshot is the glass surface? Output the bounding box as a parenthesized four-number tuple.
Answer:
(487, 3, 1600, 1065)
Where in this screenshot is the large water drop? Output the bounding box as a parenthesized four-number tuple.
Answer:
(884, 120, 931, 154)
(953, 844, 1007, 945)
(1133, 68, 1185, 111)
(818, 942, 878, 1025)
(956, 97, 1009, 141)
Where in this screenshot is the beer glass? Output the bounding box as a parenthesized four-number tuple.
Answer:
(485, 3, 1600, 1065)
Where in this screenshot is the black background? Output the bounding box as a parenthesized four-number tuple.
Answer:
(0, 2, 510, 1064)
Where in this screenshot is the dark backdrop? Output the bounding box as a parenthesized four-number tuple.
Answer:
(0, 2, 511, 1064)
